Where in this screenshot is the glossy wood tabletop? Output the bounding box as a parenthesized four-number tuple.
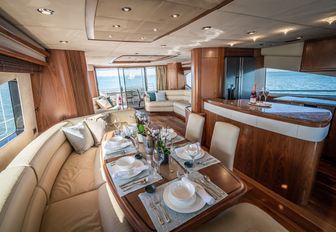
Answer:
(103, 131, 246, 232)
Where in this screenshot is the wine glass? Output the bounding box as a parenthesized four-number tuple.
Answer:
(113, 116, 122, 135)
(152, 149, 164, 175)
(169, 144, 176, 173)
(187, 143, 200, 167)
(263, 88, 270, 102)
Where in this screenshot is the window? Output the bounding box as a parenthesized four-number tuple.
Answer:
(0, 80, 24, 147)
(266, 68, 336, 96)
(145, 67, 157, 91)
(185, 72, 192, 89)
(95, 68, 121, 96)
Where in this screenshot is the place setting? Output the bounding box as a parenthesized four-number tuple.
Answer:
(170, 143, 220, 172)
(106, 155, 163, 197)
(138, 171, 228, 232)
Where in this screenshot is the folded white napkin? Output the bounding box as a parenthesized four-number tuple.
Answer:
(112, 165, 149, 179)
(105, 140, 132, 151)
(182, 177, 215, 205)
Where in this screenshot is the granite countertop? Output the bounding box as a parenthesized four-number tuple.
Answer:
(273, 96, 336, 107)
(205, 98, 332, 127)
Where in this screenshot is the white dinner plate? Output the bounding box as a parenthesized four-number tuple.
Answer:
(176, 148, 205, 161)
(163, 182, 206, 213)
(110, 159, 145, 180)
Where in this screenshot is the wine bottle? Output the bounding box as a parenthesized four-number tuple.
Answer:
(250, 84, 257, 104)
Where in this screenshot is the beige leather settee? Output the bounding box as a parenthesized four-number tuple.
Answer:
(144, 90, 191, 117)
(0, 109, 136, 232)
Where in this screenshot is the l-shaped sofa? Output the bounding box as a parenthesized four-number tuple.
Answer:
(0, 109, 136, 232)
(144, 90, 191, 117)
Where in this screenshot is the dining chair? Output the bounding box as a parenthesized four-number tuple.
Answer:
(194, 203, 288, 232)
(185, 113, 205, 143)
(210, 121, 240, 170)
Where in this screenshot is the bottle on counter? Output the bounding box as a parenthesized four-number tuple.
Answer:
(250, 83, 257, 104)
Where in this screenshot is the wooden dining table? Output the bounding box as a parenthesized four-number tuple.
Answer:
(103, 130, 246, 232)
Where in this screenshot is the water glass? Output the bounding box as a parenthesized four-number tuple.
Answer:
(152, 149, 164, 174)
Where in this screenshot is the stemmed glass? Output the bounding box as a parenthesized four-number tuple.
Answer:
(152, 149, 164, 175)
(263, 88, 270, 102)
(187, 143, 200, 167)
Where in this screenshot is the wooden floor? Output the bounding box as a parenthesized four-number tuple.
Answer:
(148, 113, 336, 232)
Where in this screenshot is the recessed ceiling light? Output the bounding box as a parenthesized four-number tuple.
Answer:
(247, 31, 256, 35)
(251, 36, 259, 42)
(37, 8, 54, 15)
(229, 43, 235, 47)
(202, 26, 212, 30)
(280, 28, 294, 35)
(108, 35, 112, 38)
(140, 37, 145, 40)
(171, 14, 180, 18)
(320, 16, 336, 24)
(296, 36, 303, 40)
(121, 7, 132, 12)
(153, 28, 158, 32)
(113, 25, 121, 28)
(59, 40, 68, 44)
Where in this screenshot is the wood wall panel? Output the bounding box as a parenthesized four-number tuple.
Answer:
(0, 54, 41, 73)
(88, 70, 98, 97)
(191, 47, 224, 113)
(167, 62, 185, 90)
(31, 49, 94, 132)
(204, 109, 324, 205)
(301, 37, 336, 72)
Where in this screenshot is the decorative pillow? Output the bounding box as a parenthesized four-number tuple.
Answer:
(155, 92, 166, 102)
(96, 97, 112, 109)
(107, 96, 115, 106)
(147, 92, 156, 101)
(62, 122, 94, 154)
(85, 118, 106, 146)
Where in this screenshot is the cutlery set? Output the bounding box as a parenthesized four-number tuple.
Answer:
(150, 195, 171, 225)
(194, 176, 224, 200)
(120, 175, 149, 191)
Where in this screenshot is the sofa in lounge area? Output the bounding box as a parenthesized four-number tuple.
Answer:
(144, 90, 191, 117)
(0, 109, 136, 232)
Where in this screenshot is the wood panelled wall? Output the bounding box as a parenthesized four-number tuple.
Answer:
(191, 48, 225, 113)
(31, 49, 94, 132)
(88, 70, 98, 97)
(0, 54, 42, 73)
(167, 62, 185, 90)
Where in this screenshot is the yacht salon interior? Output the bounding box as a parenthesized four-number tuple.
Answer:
(0, 0, 336, 231)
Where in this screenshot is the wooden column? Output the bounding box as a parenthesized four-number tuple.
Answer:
(167, 62, 185, 90)
(191, 47, 224, 113)
(88, 70, 98, 97)
(31, 49, 94, 132)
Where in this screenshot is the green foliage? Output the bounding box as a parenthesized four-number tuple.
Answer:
(137, 123, 145, 135)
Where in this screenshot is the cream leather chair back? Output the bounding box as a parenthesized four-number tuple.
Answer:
(210, 122, 240, 170)
(185, 113, 205, 143)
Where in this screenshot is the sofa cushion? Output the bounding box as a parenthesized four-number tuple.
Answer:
(0, 166, 37, 232)
(147, 92, 156, 101)
(49, 147, 103, 203)
(96, 97, 112, 109)
(155, 91, 166, 101)
(85, 118, 106, 146)
(145, 100, 174, 107)
(41, 190, 102, 232)
(62, 122, 94, 154)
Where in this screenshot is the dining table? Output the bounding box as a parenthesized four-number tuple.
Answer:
(102, 127, 246, 232)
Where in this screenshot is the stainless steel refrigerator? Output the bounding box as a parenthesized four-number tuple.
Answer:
(224, 57, 256, 100)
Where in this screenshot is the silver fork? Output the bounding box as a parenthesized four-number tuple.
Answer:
(150, 201, 164, 225)
(154, 195, 171, 223)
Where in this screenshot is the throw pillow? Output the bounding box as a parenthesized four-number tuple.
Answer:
(62, 122, 94, 154)
(96, 97, 112, 109)
(147, 92, 156, 101)
(85, 118, 106, 146)
(107, 96, 115, 106)
(155, 92, 166, 102)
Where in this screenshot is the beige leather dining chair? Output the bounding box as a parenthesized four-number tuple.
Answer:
(194, 203, 288, 232)
(210, 121, 240, 170)
(185, 113, 205, 143)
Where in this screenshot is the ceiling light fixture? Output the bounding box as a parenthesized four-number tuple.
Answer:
(108, 35, 112, 38)
(171, 14, 180, 18)
(121, 7, 132, 12)
(153, 28, 158, 32)
(202, 26, 212, 30)
(59, 40, 68, 44)
(280, 28, 294, 35)
(246, 30, 256, 35)
(320, 16, 336, 25)
(296, 36, 303, 40)
(113, 25, 121, 28)
(37, 8, 54, 15)
(140, 37, 145, 40)
(252, 36, 259, 42)
(229, 42, 235, 47)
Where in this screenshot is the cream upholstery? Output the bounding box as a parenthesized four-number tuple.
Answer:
(0, 109, 135, 232)
(210, 122, 240, 170)
(145, 90, 191, 117)
(195, 203, 288, 232)
(185, 113, 205, 143)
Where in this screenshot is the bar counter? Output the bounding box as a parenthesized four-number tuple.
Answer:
(203, 98, 332, 205)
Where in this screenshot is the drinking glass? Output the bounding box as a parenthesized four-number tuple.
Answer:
(176, 169, 185, 180)
(264, 88, 270, 102)
(187, 143, 200, 167)
(169, 144, 176, 173)
(152, 149, 164, 174)
(113, 116, 122, 135)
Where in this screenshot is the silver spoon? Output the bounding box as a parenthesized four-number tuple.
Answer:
(122, 177, 149, 191)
